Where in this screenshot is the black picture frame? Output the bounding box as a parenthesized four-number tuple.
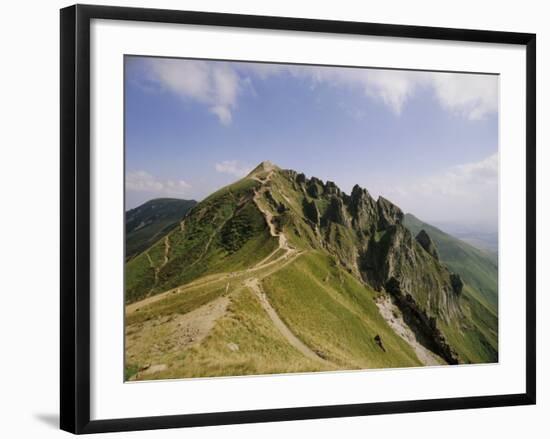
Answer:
(60, 4, 536, 434)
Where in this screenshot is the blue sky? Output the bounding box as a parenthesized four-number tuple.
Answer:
(125, 56, 498, 230)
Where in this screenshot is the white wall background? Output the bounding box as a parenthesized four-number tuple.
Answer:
(0, 0, 546, 437)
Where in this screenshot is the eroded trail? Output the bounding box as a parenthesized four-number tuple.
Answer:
(127, 296, 230, 379)
(251, 170, 297, 268)
(244, 278, 328, 364)
(161, 236, 170, 268)
(143, 236, 171, 296)
(375, 294, 445, 366)
(126, 247, 304, 314)
(127, 169, 319, 365)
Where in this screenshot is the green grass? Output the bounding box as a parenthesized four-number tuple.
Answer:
(403, 213, 498, 364)
(125, 250, 156, 303)
(126, 283, 228, 326)
(124, 363, 139, 381)
(262, 252, 423, 369)
(439, 320, 497, 364)
(324, 222, 357, 269)
(131, 287, 327, 380)
(404, 213, 498, 312)
(125, 177, 277, 303)
(126, 250, 426, 380)
(125, 167, 499, 379)
(125, 198, 196, 260)
(262, 247, 287, 265)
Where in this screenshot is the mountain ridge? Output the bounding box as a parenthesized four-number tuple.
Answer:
(125, 198, 197, 260)
(403, 213, 498, 312)
(125, 161, 498, 380)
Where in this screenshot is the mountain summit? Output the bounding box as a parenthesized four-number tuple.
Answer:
(247, 160, 280, 176)
(125, 162, 498, 380)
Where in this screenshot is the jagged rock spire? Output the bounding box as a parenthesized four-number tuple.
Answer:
(415, 229, 439, 260)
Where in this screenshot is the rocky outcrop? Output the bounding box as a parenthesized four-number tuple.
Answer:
(416, 229, 439, 260)
(324, 180, 341, 196)
(385, 277, 459, 364)
(377, 196, 404, 228)
(360, 223, 461, 320)
(306, 177, 324, 198)
(293, 168, 463, 363)
(303, 199, 320, 225)
(348, 185, 378, 232)
(450, 273, 463, 296)
(374, 335, 386, 352)
(322, 196, 350, 227)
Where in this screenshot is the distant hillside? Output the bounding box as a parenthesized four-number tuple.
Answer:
(124, 162, 498, 381)
(430, 221, 498, 255)
(126, 198, 197, 260)
(403, 213, 498, 312)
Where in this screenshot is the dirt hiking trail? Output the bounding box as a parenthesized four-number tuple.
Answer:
(244, 278, 328, 364)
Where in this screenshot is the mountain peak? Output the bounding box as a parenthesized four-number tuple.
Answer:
(248, 160, 280, 176)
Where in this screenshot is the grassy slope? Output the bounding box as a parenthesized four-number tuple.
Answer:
(126, 281, 327, 379)
(126, 170, 424, 378)
(126, 251, 423, 380)
(403, 213, 498, 363)
(126, 170, 499, 379)
(403, 213, 498, 311)
(262, 252, 422, 369)
(125, 198, 196, 260)
(125, 178, 277, 304)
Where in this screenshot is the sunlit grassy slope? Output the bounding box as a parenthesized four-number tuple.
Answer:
(125, 178, 278, 304)
(125, 251, 423, 380)
(403, 213, 498, 312)
(403, 213, 498, 363)
(262, 252, 422, 369)
(125, 162, 499, 380)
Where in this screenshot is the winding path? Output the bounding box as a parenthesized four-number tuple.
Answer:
(127, 169, 325, 365)
(245, 278, 328, 363)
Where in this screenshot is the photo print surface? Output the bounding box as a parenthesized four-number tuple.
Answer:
(124, 56, 499, 381)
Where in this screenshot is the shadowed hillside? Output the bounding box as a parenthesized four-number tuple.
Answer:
(126, 198, 196, 260)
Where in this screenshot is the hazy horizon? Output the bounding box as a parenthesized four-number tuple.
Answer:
(125, 56, 498, 232)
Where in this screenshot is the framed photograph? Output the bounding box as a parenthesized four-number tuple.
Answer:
(60, 4, 536, 434)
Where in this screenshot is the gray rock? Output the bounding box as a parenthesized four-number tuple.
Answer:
(377, 196, 404, 228)
(450, 273, 463, 296)
(415, 229, 440, 260)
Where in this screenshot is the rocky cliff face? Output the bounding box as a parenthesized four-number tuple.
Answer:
(290, 172, 460, 316)
(276, 169, 465, 361)
(126, 161, 496, 367)
(416, 229, 440, 260)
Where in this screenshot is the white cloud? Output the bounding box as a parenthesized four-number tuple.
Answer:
(431, 73, 498, 120)
(214, 160, 252, 178)
(360, 70, 417, 114)
(271, 67, 419, 115)
(147, 59, 240, 125)
(378, 153, 498, 226)
(144, 58, 498, 123)
(126, 170, 191, 195)
(392, 153, 498, 198)
(292, 68, 497, 118)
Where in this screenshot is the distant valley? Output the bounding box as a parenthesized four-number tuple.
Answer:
(430, 221, 498, 255)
